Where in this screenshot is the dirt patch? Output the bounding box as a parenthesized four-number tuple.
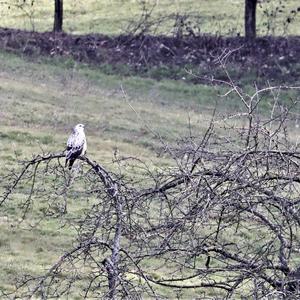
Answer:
(0, 28, 299, 84)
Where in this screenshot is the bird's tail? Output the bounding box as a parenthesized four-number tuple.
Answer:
(68, 159, 75, 170)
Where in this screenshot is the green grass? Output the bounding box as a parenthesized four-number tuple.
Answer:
(0, 50, 299, 298)
(0, 0, 299, 36)
(0, 50, 217, 296)
(0, 50, 221, 152)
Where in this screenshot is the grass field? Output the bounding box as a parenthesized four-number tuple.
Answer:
(0, 50, 221, 296)
(0, 0, 299, 36)
(0, 48, 299, 298)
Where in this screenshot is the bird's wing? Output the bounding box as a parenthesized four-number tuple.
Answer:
(66, 132, 86, 160)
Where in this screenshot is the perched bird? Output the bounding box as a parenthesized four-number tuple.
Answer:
(65, 124, 87, 170)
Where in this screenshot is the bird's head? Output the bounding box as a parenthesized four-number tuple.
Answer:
(74, 123, 85, 132)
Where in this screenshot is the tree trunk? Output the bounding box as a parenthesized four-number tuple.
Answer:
(53, 0, 63, 32)
(106, 194, 122, 299)
(245, 0, 257, 40)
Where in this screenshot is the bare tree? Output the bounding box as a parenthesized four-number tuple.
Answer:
(1, 58, 300, 298)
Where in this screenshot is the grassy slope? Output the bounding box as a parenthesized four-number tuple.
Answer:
(0, 51, 220, 164)
(0, 50, 223, 296)
(0, 53, 299, 297)
(0, 0, 299, 36)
